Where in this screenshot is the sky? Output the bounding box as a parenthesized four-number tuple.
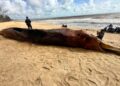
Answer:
(0, 0, 120, 19)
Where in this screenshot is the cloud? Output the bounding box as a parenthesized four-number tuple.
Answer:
(0, 0, 120, 19)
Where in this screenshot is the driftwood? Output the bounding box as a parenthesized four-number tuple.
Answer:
(0, 27, 120, 55)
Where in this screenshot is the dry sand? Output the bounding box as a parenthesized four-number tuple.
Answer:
(0, 21, 120, 86)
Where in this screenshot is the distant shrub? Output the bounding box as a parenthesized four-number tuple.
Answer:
(0, 15, 11, 22)
(0, 7, 11, 22)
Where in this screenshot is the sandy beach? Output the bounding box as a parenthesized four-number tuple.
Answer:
(0, 21, 120, 86)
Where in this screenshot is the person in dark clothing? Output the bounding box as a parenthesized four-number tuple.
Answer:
(25, 16, 32, 30)
(97, 29, 105, 40)
(107, 24, 114, 32)
(108, 24, 113, 28)
(62, 24, 67, 28)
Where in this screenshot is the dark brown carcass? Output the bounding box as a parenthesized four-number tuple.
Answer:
(0, 27, 120, 55)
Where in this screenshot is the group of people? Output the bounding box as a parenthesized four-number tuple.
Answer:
(103, 24, 120, 33)
(25, 16, 114, 40)
(96, 24, 117, 40)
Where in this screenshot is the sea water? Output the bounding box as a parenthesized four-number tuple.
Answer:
(38, 18, 120, 29)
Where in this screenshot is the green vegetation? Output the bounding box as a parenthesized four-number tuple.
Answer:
(0, 7, 11, 22)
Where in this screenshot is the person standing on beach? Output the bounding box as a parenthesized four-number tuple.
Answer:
(97, 29, 105, 40)
(25, 16, 32, 30)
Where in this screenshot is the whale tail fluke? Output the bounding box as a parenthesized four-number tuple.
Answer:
(101, 43, 120, 55)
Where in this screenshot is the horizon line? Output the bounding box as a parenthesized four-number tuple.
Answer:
(13, 12, 120, 20)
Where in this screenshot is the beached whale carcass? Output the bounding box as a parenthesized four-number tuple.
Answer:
(0, 27, 120, 55)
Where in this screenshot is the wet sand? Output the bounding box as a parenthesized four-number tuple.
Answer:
(0, 21, 120, 86)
